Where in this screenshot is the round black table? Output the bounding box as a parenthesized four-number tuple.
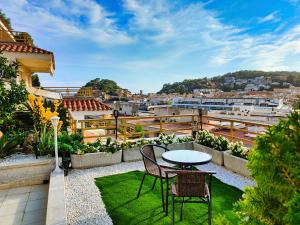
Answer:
(162, 150, 212, 167)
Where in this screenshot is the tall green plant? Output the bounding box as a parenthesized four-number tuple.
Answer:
(0, 54, 28, 133)
(234, 111, 300, 224)
(37, 126, 53, 156)
(0, 134, 18, 158)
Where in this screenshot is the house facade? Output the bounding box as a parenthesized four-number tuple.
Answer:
(0, 17, 55, 90)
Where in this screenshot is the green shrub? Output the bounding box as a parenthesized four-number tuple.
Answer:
(234, 111, 300, 224)
(0, 134, 19, 158)
(57, 131, 83, 155)
(37, 126, 53, 156)
(228, 141, 249, 159)
(213, 135, 229, 151)
(196, 130, 215, 148)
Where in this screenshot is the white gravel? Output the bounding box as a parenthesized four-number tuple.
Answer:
(65, 160, 254, 225)
(0, 153, 50, 166)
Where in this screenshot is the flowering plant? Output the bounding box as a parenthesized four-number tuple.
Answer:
(28, 94, 63, 131)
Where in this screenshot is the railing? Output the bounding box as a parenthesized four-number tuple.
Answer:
(68, 112, 271, 145)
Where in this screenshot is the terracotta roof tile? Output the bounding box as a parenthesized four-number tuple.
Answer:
(0, 42, 55, 69)
(62, 98, 113, 112)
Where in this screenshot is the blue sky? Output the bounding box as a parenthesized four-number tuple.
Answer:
(1, 0, 300, 93)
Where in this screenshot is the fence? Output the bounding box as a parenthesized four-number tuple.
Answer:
(69, 112, 271, 145)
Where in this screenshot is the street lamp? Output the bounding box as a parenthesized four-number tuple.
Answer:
(51, 116, 61, 173)
(113, 109, 120, 140)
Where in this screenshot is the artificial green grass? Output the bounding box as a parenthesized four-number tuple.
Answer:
(95, 171, 242, 225)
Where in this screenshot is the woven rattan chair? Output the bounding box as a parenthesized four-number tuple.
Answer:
(137, 144, 177, 212)
(166, 170, 216, 225)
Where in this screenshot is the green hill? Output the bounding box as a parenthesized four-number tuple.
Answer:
(158, 70, 300, 94)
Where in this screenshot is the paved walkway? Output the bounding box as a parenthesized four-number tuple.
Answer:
(0, 184, 48, 225)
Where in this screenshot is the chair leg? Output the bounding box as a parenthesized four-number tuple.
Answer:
(180, 197, 184, 221)
(172, 195, 175, 225)
(208, 199, 212, 225)
(166, 179, 169, 216)
(136, 173, 146, 199)
(160, 177, 165, 212)
(151, 177, 157, 190)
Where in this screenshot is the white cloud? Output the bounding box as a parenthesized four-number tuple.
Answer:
(258, 11, 281, 24)
(1, 0, 134, 45)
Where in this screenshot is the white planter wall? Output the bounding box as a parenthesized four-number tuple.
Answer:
(71, 151, 122, 169)
(193, 142, 224, 166)
(223, 151, 250, 177)
(0, 158, 55, 189)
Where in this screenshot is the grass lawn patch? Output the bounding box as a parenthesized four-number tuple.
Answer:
(95, 171, 242, 225)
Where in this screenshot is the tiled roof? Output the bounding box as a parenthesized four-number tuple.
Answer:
(62, 98, 113, 111)
(0, 42, 53, 55)
(0, 42, 55, 69)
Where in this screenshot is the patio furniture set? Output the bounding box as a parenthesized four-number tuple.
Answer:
(137, 144, 214, 225)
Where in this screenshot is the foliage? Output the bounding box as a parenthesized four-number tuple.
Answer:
(196, 130, 246, 156)
(156, 133, 177, 145)
(0, 134, 19, 158)
(233, 111, 300, 225)
(0, 9, 11, 29)
(28, 94, 63, 131)
(43, 98, 69, 131)
(177, 135, 194, 143)
(37, 126, 53, 156)
(57, 131, 83, 155)
(32, 74, 41, 87)
(76, 134, 194, 154)
(213, 135, 230, 151)
(195, 130, 215, 148)
(157, 70, 300, 94)
(228, 141, 249, 159)
(0, 54, 28, 133)
(84, 78, 121, 95)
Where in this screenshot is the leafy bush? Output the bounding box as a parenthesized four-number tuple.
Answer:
(75, 134, 194, 154)
(195, 130, 216, 148)
(57, 131, 83, 155)
(157, 133, 177, 145)
(234, 111, 300, 225)
(177, 135, 194, 143)
(0, 54, 28, 134)
(213, 135, 229, 151)
(228, 141, 249, 159)
(0, 134, 19, 158)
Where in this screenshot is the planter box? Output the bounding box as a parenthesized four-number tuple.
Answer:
(123, 147, 142, 162)
(167, 142, 194, 150)
(193, 142, 224, 166)
(223, 151, 250, 177)
(71, 151, 122, 169)
(0, 158, 55, 189)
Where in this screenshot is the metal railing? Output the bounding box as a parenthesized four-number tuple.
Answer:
(68, 112, 271, 145)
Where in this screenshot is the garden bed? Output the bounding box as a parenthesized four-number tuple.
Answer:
(193, 142, 224, 166)
(71, 151, 122, 169)
(223, 151, 250, 177)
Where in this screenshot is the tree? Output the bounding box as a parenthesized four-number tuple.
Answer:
(233, 111, 300, 224)
(0, 54, 28, 133)
(84, 78, 121, 95)
(32, 74, 41, 87)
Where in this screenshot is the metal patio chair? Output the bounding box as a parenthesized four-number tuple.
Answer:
(136, 144, 177, 212)
(166, 170, 216, 225)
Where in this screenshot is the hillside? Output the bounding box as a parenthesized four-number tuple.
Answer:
(158, 70, 300, 94)
(84, 78, 128, 96)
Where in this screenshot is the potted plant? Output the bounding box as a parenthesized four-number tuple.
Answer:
(70, 137, 122, 169)
(193, 130, 228, 166)
(223, 142, 250, 177)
